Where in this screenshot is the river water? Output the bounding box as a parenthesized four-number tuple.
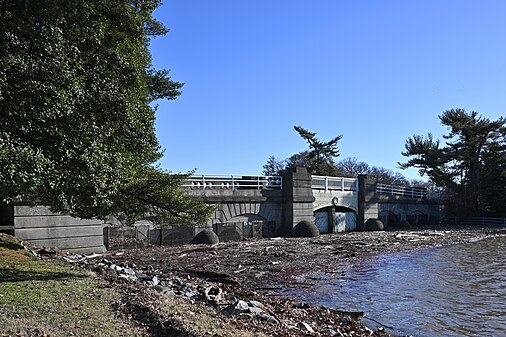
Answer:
(287, 236, 506, 337)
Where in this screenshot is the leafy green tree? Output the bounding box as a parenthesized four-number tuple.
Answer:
(288, 126, 342, 175)
(0, 0, 213, 225)
(400, 109, 505, 216)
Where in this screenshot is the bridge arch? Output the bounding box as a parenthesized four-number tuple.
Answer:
(314, 205, 357, 234)
(406, 210, 428, 226)
(378, 210, 400, 228)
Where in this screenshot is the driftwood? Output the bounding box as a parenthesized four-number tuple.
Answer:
(184, 267, 240, 285)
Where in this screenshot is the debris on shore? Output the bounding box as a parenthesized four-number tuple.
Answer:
(61, 226, 505, 336)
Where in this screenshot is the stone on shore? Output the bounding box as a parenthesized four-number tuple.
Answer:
(365, 218, 385, 231)
(191, 229, 219, 244)
(293, 220, 320, 237)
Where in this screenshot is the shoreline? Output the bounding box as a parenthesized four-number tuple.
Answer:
(73, 225, 506, 336)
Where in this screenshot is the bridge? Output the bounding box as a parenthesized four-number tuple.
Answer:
(184, 167, 441, 237)
(0, 167, 441, 253)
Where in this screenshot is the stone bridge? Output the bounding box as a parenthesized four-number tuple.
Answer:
(0, 167, 442, 253)
(184, 167, 441, 236)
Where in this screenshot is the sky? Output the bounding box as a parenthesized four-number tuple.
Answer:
(149, 0, 506, 180)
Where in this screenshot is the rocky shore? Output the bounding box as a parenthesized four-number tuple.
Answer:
(61, 225, 506, 337)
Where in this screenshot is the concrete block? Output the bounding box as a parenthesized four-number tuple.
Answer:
(23, 235, 104, 251)
(15, 215, 102, 229)
(15, 225, 103, 241)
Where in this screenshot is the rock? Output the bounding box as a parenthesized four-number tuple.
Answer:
(258, 314, 279, 324)
(249, 306, 263, 315)
(204, 286, 224, 303)
(248, 300, 265, 309)
(190, 229, 219, 244)
(135, 271, 152, 281)
(223, 300, 250, 316)
(161, 289, 176, 296)
(298, 321, 315, 333)
(234, 300, 250, 313)
(118, 273, 137, 281)
(321, 326, 337, 336)
(282, 320, 298, 329)
(293, 221, 320, 237)
(364, 218, 384, 231)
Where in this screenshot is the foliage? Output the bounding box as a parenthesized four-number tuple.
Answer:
(261, 156, 285, 176)
(0, 0, 214, 224)
(287, 126, 342, 176)
(334, 157, 418, 186)
(400, 109, 505, 216)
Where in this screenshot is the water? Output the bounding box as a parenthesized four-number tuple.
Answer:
(286, 236, 506, 337)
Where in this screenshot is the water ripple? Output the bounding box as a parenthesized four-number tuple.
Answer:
(284, 236, 506, 337)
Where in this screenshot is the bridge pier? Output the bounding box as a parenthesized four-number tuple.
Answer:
(280, 167, 316, 236)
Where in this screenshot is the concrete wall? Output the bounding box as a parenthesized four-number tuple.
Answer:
(14, 206, 106, 254)
(357, 174, 441, 228)
(312, 190, 358, 212)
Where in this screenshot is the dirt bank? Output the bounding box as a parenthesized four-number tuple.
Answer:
(78, 226, 505, 336)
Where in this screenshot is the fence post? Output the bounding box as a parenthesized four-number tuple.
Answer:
(325, 176, 328, 191)
(341, 177, 344, 191)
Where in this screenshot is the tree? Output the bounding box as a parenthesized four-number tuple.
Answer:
(400, 109, 505, 216)
(334, 157, 370, 177)
(262, 156, 285, 176)
(289, 126, 342, 175)
(0, 0, 214, 224)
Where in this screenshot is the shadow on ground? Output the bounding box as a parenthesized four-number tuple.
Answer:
(0, 268, 86, 282)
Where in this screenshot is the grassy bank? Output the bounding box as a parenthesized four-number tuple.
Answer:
(0, 234, 268, 337)
(0, 234, 146, 336)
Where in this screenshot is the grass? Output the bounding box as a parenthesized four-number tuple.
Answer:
(0, 234, 144, 337)
(0, 234, 267, 337)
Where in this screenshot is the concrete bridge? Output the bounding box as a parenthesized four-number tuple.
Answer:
(0, 167, 441, 253)
(184, 167, 441, 236)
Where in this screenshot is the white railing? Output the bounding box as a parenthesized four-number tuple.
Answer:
(182, 174, 282, 190)
(311, 175, 358, 191)
(376, 183, 428, 199)
(443, 217, 506, 226)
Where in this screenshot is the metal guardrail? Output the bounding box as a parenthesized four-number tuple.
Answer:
(376, 183, 428, 199)
(311, 175, 358, 191)
(182, 174, 282, 190)
(443, 217, 506, 226)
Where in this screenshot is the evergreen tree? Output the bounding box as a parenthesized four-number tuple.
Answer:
(400, 109, 505, 216)
(262, 156, 285, 176)
(290, 126, 342, 176)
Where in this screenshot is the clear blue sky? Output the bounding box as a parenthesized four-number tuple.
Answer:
(149, 0, 506, 180)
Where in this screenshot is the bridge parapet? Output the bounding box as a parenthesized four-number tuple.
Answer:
(183, 174, 282, 190)
(376, 183, 441, 200)
(311, 175, 358, 191)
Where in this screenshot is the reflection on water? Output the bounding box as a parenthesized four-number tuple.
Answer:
(286, 236, 506, 337)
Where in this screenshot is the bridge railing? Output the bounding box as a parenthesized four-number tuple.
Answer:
(376, 183, 428, 199)
(442, 217, 506, 226)
(182, 174, 282, 190)
(311, 175, 358, 191)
